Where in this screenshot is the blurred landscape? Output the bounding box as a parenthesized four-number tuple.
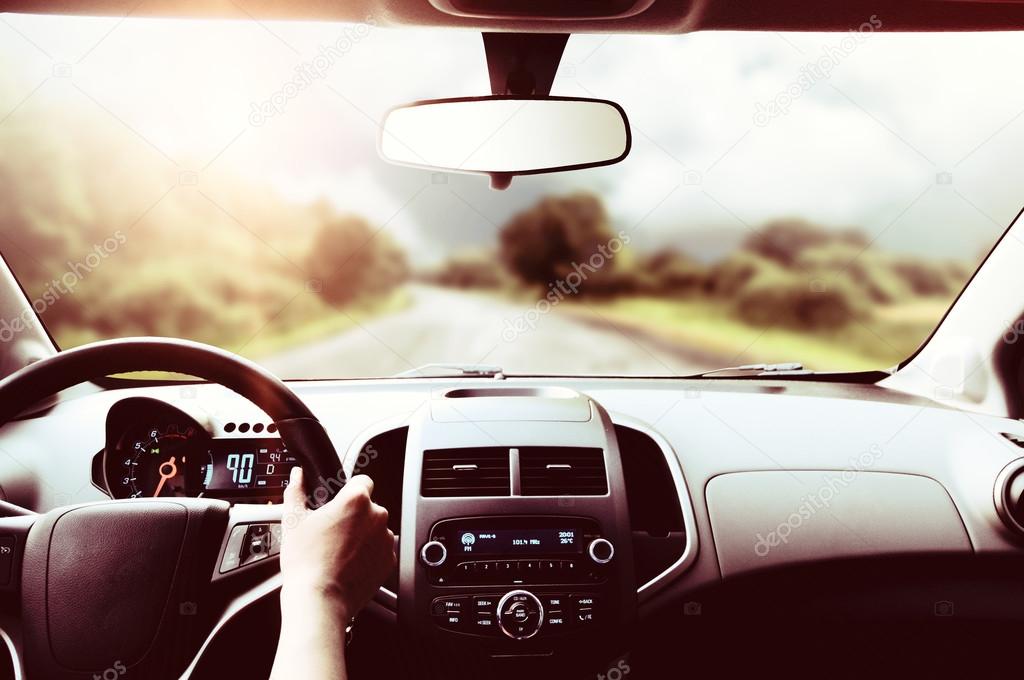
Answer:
(0, 103, 973, 374)
(422, 193, 973, 372)
(0, 18, 1005, 377)
(0, 74, 411, 362)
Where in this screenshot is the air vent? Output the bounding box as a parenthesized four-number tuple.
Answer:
(519, 447, 607, 496)
(421, 448, 511, 497)
(994, 451, 1024, 536)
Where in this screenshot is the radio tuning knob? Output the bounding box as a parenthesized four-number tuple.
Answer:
(587, 538, 614, 565)
(419, 540, 447, 567)
(497, 590, 544, 640)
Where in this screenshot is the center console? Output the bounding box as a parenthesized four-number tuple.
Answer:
(398, 387, 636, 661)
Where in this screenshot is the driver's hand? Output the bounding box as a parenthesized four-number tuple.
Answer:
(279, 466, 396, 622)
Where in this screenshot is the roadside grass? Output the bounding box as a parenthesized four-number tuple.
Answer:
(239, 288, 411, 360)
(57, 288, 411, 381)
(559, 296, 948, 373)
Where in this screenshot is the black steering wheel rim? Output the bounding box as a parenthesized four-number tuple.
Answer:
(0, 336, 345, 494)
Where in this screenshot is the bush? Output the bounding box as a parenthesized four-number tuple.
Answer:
(306, 216, 408, 306)
(743, 219, 869, 268)
(890, 257, 960, 297)
(499, 193, 618, 287)
(705, 251, 784, 297)
(579, 268, 646, 298)
(733, 275, 864, 330)
(796, 243, 912, 304)
(426, 251, 507, 289)
(637, 250, 707, 296)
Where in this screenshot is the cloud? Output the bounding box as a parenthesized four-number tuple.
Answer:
(2, 16, 1022, 264)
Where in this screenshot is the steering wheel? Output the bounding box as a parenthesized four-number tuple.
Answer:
(0, 337, 346, 679)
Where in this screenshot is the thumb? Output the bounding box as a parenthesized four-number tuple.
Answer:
(282, 466, 308, 520)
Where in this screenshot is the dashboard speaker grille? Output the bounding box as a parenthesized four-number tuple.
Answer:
(519, 447, 608, 496)
(421, 447, 511, 497)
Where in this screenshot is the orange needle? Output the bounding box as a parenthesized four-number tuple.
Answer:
(153, 456, 177, 498)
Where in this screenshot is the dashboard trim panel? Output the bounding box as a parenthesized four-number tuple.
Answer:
(610, 413, 699, 601)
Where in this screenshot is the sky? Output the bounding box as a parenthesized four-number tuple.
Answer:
(2, 13, 1023, 265)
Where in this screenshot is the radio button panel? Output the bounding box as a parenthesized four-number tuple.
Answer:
(431, 591, 600, 638)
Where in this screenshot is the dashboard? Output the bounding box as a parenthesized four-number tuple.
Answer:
(4, 375, 1024, 677)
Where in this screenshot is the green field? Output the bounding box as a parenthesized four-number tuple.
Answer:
(562, 296, 948, 373)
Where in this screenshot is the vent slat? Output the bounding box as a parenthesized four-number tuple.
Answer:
(519, 447, 608, 496)
(421, 447, 511, 497)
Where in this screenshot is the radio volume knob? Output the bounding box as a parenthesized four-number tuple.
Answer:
(419, 540, 447, 567)
(587, 538, 615, 565)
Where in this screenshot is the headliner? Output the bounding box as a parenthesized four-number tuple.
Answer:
(3, 0, 1024, 33)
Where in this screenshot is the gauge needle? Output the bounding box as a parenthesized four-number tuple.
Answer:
(153, 456, 178, 498)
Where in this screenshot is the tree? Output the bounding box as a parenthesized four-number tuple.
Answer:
(426, 250, 507, 289)
(638, 249, 707, 296)
(306, 216, 408, 305)
(743, 218, 868, 268)
(498, 193, 617, 287)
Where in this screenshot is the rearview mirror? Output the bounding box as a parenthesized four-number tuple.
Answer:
(379, 96, 631, 189)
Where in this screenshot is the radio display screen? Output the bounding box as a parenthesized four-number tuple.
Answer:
(451, 528, 581, 556)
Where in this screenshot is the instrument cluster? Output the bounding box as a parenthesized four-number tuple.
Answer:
(94, 397, 299, 503)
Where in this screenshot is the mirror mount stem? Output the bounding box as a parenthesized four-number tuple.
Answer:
(482, 33, 569, 96)
(489, 172, 513, 190)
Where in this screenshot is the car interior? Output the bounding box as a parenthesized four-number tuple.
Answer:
(4, 0, 1024, 678)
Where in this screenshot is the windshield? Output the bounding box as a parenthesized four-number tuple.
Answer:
(0, 16, 1012, 378)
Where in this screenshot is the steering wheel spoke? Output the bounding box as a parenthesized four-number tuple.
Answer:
(0, 508, 35, 598)
(214, 503, 285, 579)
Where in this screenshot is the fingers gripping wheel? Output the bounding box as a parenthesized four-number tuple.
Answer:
(275, 416, 348, 498)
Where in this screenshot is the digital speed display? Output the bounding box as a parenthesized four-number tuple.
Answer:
(452, 528, 580, 555)
(204, 439, 300, 493)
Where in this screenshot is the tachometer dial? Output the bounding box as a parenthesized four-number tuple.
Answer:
(117, 423, 200, 498)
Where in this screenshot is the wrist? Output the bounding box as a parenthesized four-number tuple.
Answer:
(280, 582, 351, 622)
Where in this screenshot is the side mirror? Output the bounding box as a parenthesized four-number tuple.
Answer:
(379, 96, 631, 189)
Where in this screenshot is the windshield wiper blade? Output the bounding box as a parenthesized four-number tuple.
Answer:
(394, 363, 505, 379)
(691, 362, 813, 378)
